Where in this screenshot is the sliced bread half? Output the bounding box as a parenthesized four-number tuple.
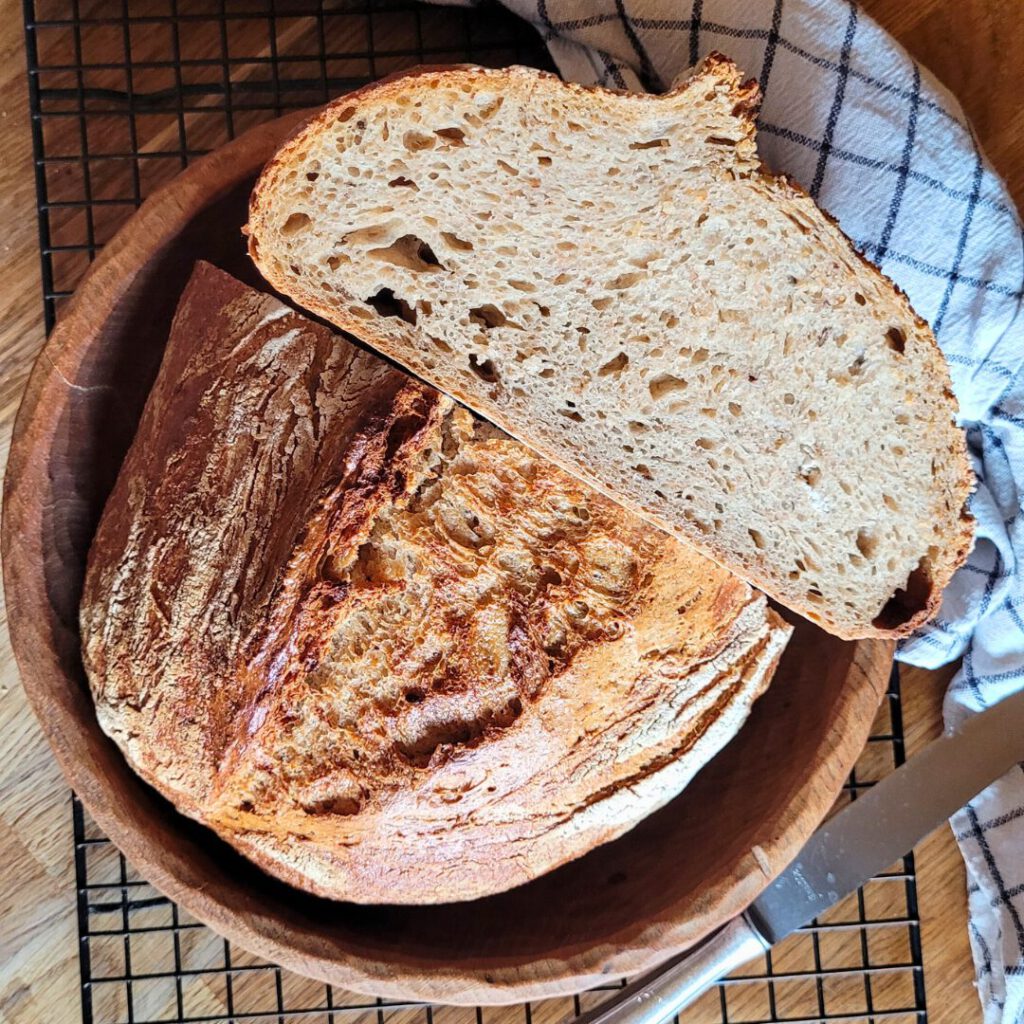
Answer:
(247, 56, 974, 639)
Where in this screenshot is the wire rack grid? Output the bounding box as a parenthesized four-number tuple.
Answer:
(22, 2, 929, 1022)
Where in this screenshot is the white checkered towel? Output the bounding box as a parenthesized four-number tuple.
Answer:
(435, 0, 1024, 1018)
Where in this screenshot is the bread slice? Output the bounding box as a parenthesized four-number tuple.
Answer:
(81, 262, 791, 904)
(247, 56, 974, 640)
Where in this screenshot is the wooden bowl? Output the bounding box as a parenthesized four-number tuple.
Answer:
(2, 112, 892, 1005)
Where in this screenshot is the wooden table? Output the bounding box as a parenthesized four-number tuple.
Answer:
(0, 2, 1020, 1021)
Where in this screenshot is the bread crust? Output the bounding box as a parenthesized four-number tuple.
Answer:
(81, 262, 791, 904)
(247, 56, 974, 640)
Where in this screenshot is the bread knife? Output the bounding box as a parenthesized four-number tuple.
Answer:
(573, 684, 1024, 1024)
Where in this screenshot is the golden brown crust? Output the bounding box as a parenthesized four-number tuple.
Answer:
(80, 262, 447, 810)
(246, 56, 974, 641)
(80, 263, 791, 904)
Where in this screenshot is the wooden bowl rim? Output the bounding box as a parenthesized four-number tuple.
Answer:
(2, 110, 892, 1004)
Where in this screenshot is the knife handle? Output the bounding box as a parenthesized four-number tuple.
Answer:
(572, 916, 769, 1024)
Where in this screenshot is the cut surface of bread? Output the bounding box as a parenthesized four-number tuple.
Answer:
(247, 56, 974, 640)
(80, 262, 791, 904)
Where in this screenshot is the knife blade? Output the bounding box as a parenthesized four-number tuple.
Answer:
(573, 685, 1024, 1024)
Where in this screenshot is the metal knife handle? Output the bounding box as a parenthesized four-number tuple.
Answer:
(572, 916, 769, 1024)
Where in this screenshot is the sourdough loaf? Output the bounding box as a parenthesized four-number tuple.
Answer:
(246, 56, 974, 640)
(80, 262, 790, 904)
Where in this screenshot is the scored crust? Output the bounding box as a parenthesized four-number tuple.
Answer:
(80, 262, 791, 904)
(246, 55, 975, 640)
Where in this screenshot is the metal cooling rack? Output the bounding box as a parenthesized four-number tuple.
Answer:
(22, 2, 928, 1021)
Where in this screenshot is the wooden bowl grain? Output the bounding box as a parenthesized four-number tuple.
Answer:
(1, 111, 892, 1005)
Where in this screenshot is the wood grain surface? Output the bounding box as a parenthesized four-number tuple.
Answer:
(0, 1, 1020, 1021)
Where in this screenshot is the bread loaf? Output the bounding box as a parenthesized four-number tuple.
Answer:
(81, 262, 791, 904)
(247, 56, 974, 640)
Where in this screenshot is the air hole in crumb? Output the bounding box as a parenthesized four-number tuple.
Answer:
(468, 353, 499, 384)
(474, 95, 504, 120)
(367, 234, 444, 273)
(728, 402, 742, 417)
(854, 292, 867, 305)
(634, 464, 653, 480)
(281, 212, 310, 236)
(366, 288, 417, 325)
(405, 689, 425, 704)
(509, 279, 536, 293)
(469, 304, 508, 329)
(629, 137, 669, 150)
(336, 106, 356, 123)
(434, 126, 466, 145)
(559, 409, 584, 423)
(783, 393, 795, 405)
(695, 437, 716, 451)
(748, 528, 765, 550)
(440, 231, 474, 252)
(649, 374, 688, 400)
(402, 130, 435, 151)
(856, 529, 878, 559)
(496, 159, 519, 175)
(606, 272, 645, 290)
(538, 155, 552, 166)
(598, 352, 629, 377)
(885, 327, 907, 354)
(388, 176, 419, 190)
(592, 296, 613, 311)
(872, 559, 932, 630)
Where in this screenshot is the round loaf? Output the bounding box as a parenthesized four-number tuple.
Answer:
(80, 262, 791, 903)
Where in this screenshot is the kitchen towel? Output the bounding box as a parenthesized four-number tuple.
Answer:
(435, 0, 1024, 1018)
